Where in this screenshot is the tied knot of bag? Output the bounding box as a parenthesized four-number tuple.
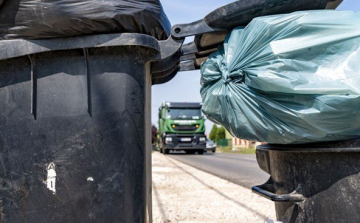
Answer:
(220, 61, 245, 85)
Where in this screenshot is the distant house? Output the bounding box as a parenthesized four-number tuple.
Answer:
(225, 130, 263, 149)
(232, 138, 263, 149)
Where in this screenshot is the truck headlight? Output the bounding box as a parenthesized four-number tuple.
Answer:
(165, 137, 172, 143)
(199, 137, 206, 142)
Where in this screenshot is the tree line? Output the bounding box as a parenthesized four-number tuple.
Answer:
(209, 125, 226, 143)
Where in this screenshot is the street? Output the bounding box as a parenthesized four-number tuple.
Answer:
(167, 151, 269, 188)
(152, 152, 276, 222)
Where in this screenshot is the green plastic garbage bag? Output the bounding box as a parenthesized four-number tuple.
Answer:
(201, 11, 360, 144)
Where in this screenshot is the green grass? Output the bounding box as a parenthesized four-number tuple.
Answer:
(218, 146, 232, 151)
(217, 146, 256, 154)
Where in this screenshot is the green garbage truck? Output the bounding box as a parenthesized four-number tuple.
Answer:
(158, 102, 206, 154)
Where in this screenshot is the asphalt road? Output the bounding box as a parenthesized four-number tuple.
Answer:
(166, 151, 270, 189)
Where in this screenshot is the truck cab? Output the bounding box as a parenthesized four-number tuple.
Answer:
(158, 102, 206, 154)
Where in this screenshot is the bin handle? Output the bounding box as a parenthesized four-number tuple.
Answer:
(252, 179, 305, 203)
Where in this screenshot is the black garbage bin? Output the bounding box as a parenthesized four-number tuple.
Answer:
(252, 140, 360, 223)
(0, 33, 182, 223)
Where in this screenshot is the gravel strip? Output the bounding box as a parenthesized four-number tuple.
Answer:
(152, 152, 276, 223)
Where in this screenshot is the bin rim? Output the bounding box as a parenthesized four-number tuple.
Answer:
(258, 139, 360, 153)
(0, 33, 185, 85)
(0, 33, 160, 61)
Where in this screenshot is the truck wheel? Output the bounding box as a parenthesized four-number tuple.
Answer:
(198, 150, 204, 155)
(159, 148, 163, 153)
(212, 149, 216, 153)
(164, 149, 170, 154)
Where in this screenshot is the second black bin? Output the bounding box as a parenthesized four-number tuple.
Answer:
(253, 140, 360, 223)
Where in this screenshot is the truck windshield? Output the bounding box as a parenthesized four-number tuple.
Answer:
(167, 109, 202, 120)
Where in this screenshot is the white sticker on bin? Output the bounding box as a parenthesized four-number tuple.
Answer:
(45, 162, 56, 194)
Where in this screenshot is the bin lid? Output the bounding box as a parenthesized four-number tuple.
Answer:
(175, 0, 343, 71)
(0, 0, 171, 40)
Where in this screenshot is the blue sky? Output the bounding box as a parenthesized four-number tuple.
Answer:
(152, 0, 360, 134)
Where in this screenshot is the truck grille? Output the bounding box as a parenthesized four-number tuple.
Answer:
(172, 125, 198, 131)
(179, 145, 194, 148)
